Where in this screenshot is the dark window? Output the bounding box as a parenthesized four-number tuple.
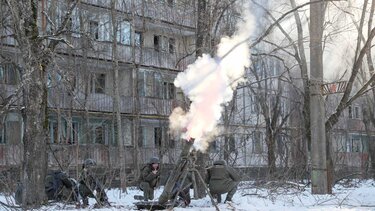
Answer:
(349, 105, 360, 119)
(209, 140, 217, 152)
(351, 138, 362, 152)
(94, 125, 105, 144)
(277, 134, 284, 155)
(169, 38, 175, 53)
(154, 127, 162, 148)
(163, 82, 176, 99)
(138, 126, 144, 147)
(0, 123, 4, 144)
(229, 135, 235, 152)
(91, 73, 106, 94)
(154, 35, 160, 51)
(70, 122, 79, 144)
(0, 63, 18, 85)
(89, 21, 99, 40)
(252, 131, 263, 154)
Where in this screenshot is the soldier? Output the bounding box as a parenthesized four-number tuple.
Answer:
(78, 159, 109, 207)
(139, 157, 160, 201)
(206, 160, 240, 203)
(45, 170, 78, 202)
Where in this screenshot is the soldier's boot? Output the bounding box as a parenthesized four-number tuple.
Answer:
(216, 194, 222, 203)
(140, 182, 151, 201)
(82, 197, 89, 207)
(148, 188, 154, 200)
(143, 189, 149, 202)
(224, 185, 238, 203)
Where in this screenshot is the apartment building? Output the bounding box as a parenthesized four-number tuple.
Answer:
(0, 0, 196, 180)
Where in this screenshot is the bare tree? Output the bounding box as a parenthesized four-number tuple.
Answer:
(2, 0, 78, 207)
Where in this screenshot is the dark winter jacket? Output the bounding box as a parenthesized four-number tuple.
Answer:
(206, 160, 240, 194)
(79, 169, 108, 203)
(139, 164, 160, 188)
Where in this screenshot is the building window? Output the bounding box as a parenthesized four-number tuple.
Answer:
(154, 127, 162, 148)
(50, 121, 59, 144)
(89, 21, 99, 40)
(351, 138, 362, 152)
(209, 140, 217, 152)
(91, 73, 106, 94)
(3, 113, 22, 144)
(89, 123, 107, 145)
(0, 63, 18, 85)
(94, 125, 105, 144)
(163, 82, 175, 99)
(69, 122, 79, 144)
(117, 21, 131, 45)
(135, 31, 143, 47)
(348, 105, 360, 119)
(169, 38, 175, 54)
(138, 70, 165, 98)
(252, 131, 263, 154)
(154, 35, 160, 51)
(335, 134, 346, 152)
(250, 95, 258, 113)
(229, 135, 236, 153)
(138, 126, 144, 147)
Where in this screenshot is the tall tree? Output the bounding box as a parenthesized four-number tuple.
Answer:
(110, 0, 127, 192)
(310, 0, 329, 194)
(3, 0, 78, 207)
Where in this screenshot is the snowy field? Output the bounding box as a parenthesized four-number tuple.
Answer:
(2, 179, 375, 210)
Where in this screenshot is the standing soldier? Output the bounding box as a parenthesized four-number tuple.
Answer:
(206, 160, 240, 203)
(139, 157, 161, 201)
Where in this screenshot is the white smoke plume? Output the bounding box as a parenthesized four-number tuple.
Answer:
(169, 11, 255, 152)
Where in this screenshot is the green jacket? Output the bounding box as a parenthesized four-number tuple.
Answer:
(139, 164, 160, 188)
(206, 160, 240, 194)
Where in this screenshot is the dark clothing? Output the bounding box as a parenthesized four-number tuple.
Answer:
(206, 160, 240, 202)
(138, 164, 160, 201)
(45, 170, 78, 201)
(79, 169, 108, 206)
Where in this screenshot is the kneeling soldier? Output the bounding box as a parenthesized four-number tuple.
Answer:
(206, 160, 240, 203)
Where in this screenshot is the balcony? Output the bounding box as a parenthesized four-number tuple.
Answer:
(60, 39, 195, 71)
(82, 0, 196, 28)
(47, 89, 186, 116)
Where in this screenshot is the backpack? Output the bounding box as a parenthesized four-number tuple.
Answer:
(45, 171, 71, 200)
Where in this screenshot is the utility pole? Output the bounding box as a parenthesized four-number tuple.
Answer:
(309, 0, 329, 194)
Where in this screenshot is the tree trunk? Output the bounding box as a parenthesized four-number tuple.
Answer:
(21, 61, 48, 207)
(111, 0, 127, 193)
(310, 0, 330, 194)
(266, 126, 276, 178)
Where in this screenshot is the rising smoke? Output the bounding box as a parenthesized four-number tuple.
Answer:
(169, 11, 255, 152)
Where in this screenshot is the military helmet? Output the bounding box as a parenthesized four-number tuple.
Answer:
(149, 157, 160, 164)
(83, 158, 97, 168)
(213, 160, 226, 166)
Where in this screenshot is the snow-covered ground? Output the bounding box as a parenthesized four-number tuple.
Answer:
(2, 179, 375, 210)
